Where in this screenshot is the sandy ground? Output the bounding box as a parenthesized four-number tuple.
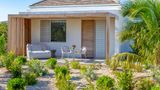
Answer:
(0, 61, 152, 90)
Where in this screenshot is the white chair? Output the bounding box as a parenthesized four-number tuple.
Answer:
(81, 47, 87, 58)
(61, 46, 72, 58)
(75, 47, 87, 59)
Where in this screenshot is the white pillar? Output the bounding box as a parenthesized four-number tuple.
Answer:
(115, 15, 123, 54)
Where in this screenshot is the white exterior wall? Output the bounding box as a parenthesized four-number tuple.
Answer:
(31, 18, 117, 58)
(31, 19, 40, 43)
(31, 19, 81, 57)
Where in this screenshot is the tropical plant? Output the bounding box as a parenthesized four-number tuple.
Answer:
(116, 70, 133, 90)
(23, 72, 37, 85)
(111, 53, 144, 71)
(27, 59, 48, 76)
(56, 79, 76, 90)
(133, 63, 143, 72)
(0, 55, 5, 67)
(54, 65, 75, 90)
(70, 60, 80, 69)
(64, 59, 70, 68)
(0, 22, 7, 38)
(80, 65, 87, 75)
(4, 52, 15, 69)
(120, 0, 160, 66)
(151, 84, 160, 90)
(14, 56, 27, 65)
(80, 66, 97, 81)
(89, 63, 97, 70)
(134, 78, 154, 90)
(83, 82, 95, 90)
(0, 34, 6, 55)
(121, 61, 133, 71)
(0, 22, 7, 55)
(45, 58, 57, 69)
(96, 75, 115, 90)
(7, 78, 26, 90)
(152, 66, 160, 83)
(108, 59, 119, 70)
(54, 66, 70, 80)
(111, 53, 141, 62)
(10, 61, 22, 78)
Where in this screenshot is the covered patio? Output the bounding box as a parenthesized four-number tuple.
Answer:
(8, 11, 122, 59)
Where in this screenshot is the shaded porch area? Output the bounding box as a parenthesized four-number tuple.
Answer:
(8, 12, 119, 59)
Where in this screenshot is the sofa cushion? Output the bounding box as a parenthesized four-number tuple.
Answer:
(28, 50, 51, 59)
(31, 50, 51, 54)
(31, 44, 47, 51)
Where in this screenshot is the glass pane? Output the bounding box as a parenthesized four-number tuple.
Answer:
(51, 20, 66, 42)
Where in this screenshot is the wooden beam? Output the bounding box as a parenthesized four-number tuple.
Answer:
(106, 16, 111, 60)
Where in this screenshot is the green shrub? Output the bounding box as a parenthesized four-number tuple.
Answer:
(70, 61, 80, 69)
(134, 78, 154, 90)
(152, 66, 160, 83)
(116, 70, 133, 90)
(89, 63, 98, 70)
(151, 84, 160, 90)
(0, 34, 6, 55)
(133, 63, 143, 72)
(0, 55, 5, 67)
(54, 66, 70, 80)
(27, 59, 48, 77)
(15, 56, 27, 65)
(4, 52, 15, 69)
(109, 60, 119, 70)
(45, 58, 57, 69)
(10, 61, 22, 78)
(54, 65, 74, 90)
(23, 72, 37, 85)
(111, 53, 141, 62)
(56, 79, 76, 90)
(80, 65, 87, 75)
(96, 76, 115, 90)
(81, 66, 97, 81)
(7, 78, 26, 90)
(83, 83, 95, 90)
(64, 59, 70, 68)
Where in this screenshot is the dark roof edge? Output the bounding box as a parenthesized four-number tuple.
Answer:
(30, 0, 46, 6)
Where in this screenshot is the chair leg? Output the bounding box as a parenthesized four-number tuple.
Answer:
(85, 54, 87, 59)
(61, 53, 64, 59)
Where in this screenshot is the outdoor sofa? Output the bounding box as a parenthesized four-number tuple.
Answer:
(26, 44, 51, 59)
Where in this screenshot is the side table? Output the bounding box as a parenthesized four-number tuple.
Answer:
(51, 50, 56, 58)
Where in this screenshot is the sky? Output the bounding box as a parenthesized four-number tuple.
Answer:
(0, 0, 39, 21)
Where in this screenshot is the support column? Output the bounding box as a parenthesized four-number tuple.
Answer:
(115, 15, 123, 54)
(106, 16, 110, 60)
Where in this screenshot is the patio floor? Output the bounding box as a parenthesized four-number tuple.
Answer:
(40, 58, 106, 65)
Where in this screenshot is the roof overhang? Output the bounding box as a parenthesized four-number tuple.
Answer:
(9, 12, 116, 19)
(9, 3, 121, 19)
(29, 4, 121, 12)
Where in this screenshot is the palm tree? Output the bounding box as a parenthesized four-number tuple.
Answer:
(120, 0, 160, 65)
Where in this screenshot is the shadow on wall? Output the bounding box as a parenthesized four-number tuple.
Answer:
(120, 40, 133, 53)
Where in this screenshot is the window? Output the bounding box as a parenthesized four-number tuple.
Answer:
(51, 20, 66, 42)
